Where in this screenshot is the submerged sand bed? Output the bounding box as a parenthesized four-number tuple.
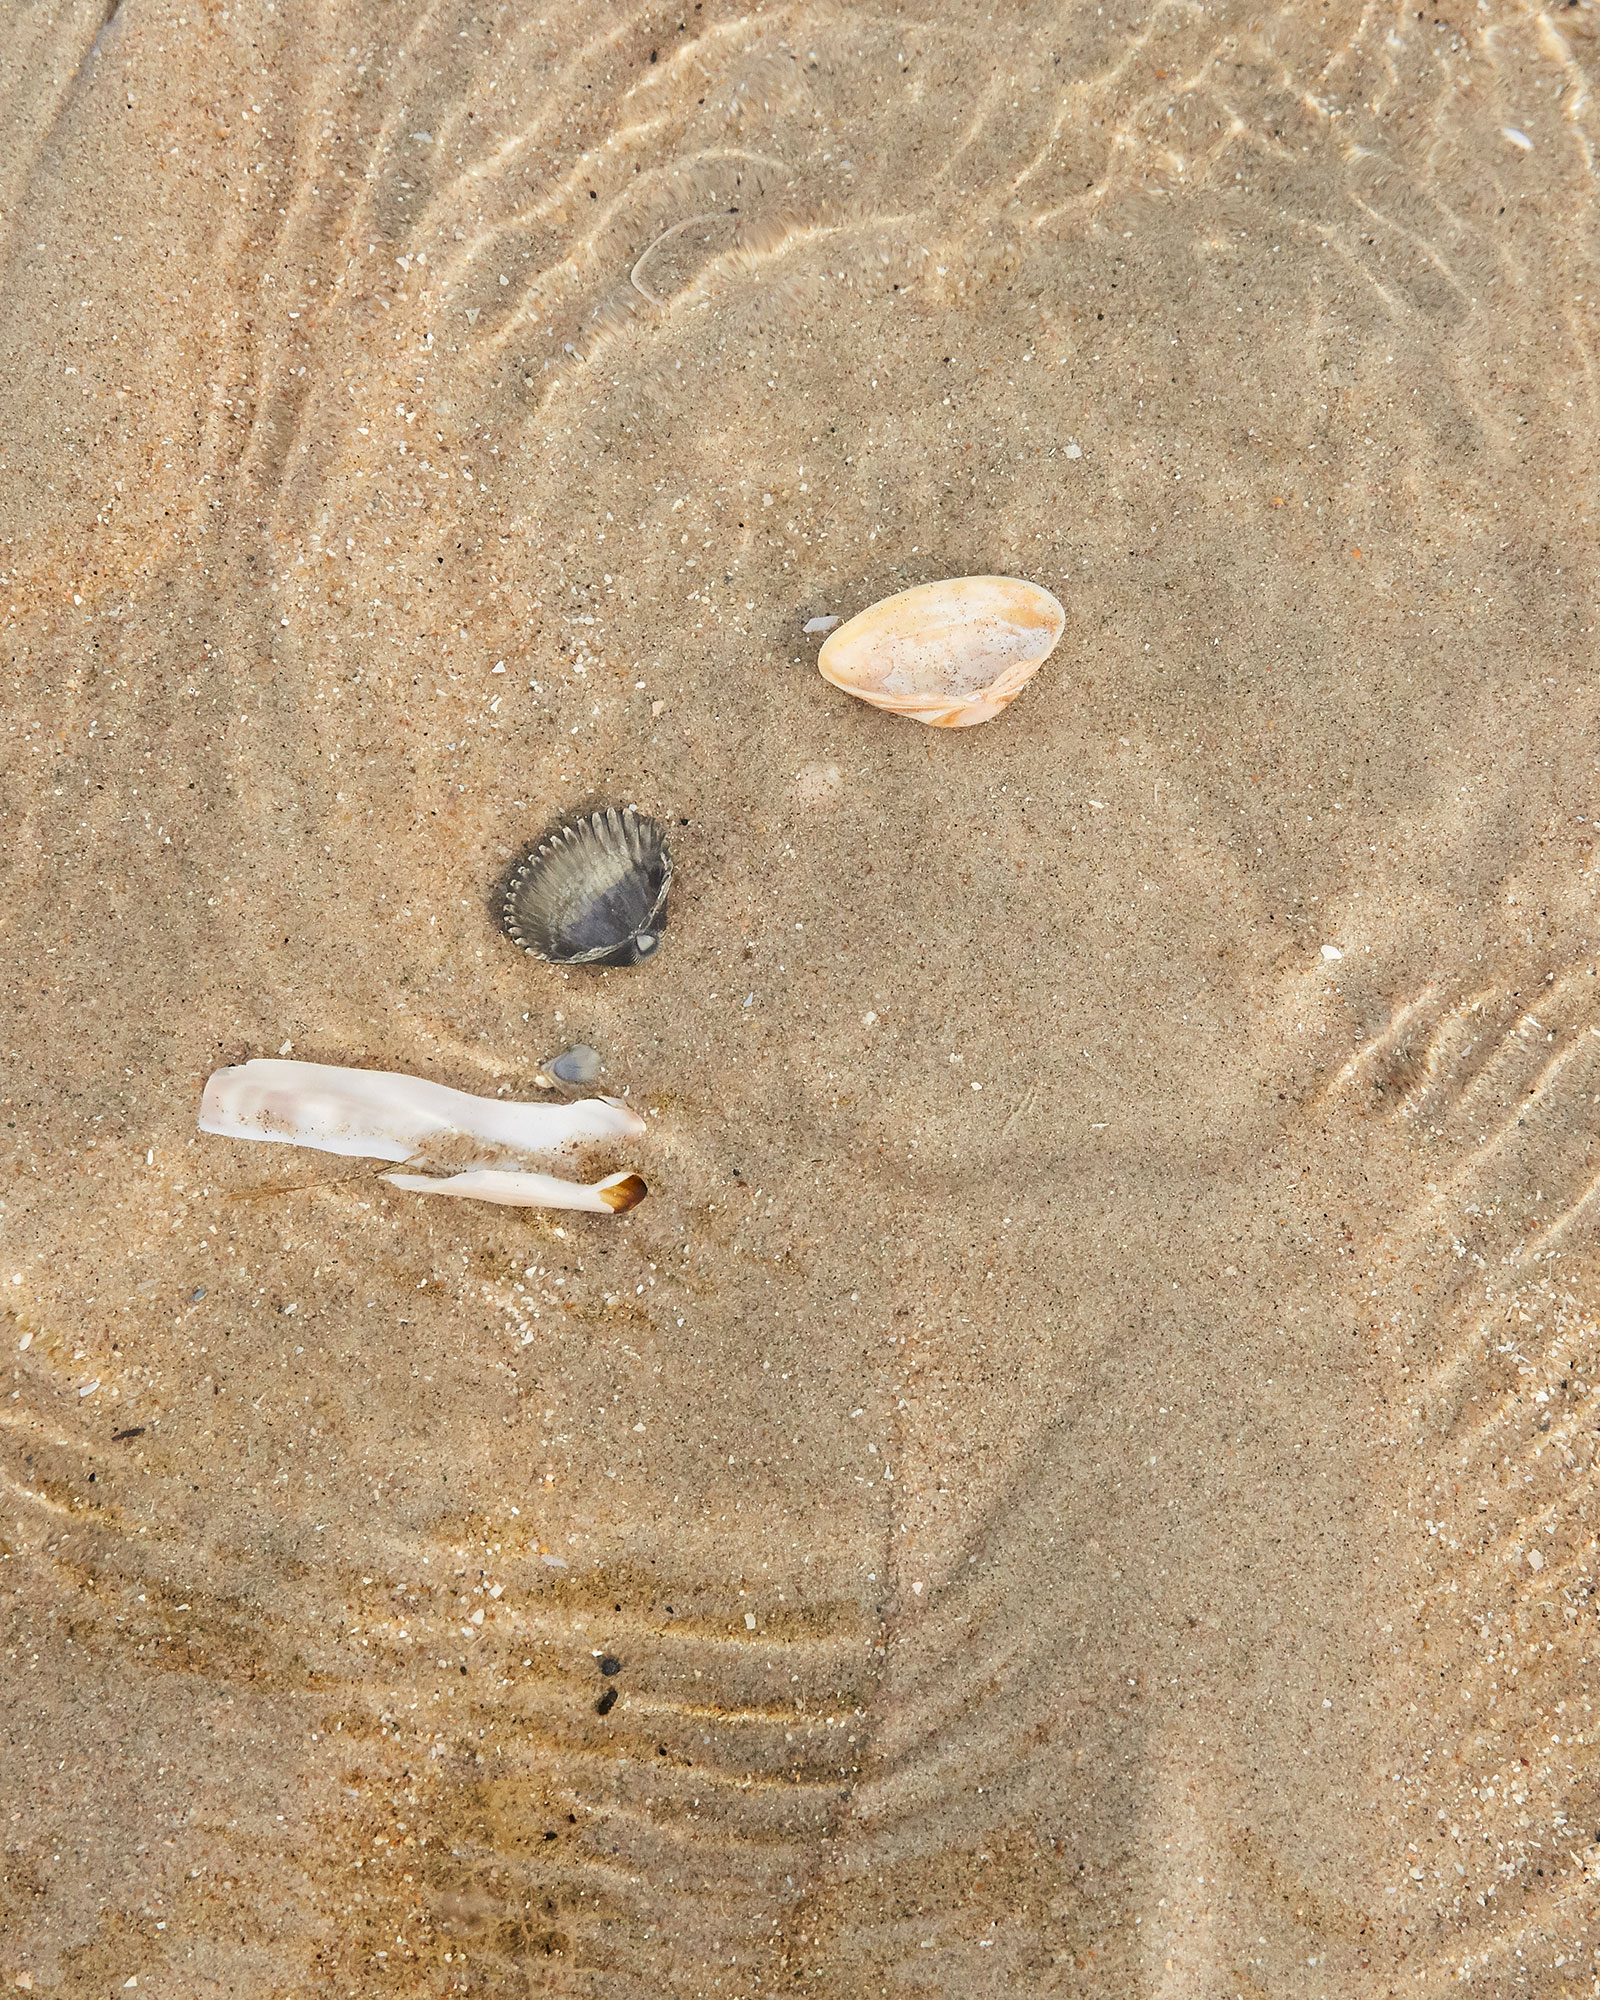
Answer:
(2, 1, 1598, 1992)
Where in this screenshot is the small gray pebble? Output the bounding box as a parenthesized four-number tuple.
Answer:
(547, 1043, 602, 1085)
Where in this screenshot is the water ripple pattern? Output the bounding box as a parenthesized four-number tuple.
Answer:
(2, 0, 1599, 1991)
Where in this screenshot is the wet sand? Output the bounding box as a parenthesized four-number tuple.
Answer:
(3, 0, 1599, 1992)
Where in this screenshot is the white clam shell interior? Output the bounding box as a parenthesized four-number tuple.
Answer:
(817, 574, 1065, 728)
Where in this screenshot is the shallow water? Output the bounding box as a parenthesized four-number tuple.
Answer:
(3, 0, 1599, 1992)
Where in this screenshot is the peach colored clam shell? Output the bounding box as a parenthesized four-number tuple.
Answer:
(817, 575, 1066, 728)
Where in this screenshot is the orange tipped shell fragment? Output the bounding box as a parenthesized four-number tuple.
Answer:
(817, 575, 1065, 728)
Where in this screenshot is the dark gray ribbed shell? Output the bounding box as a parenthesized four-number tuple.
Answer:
(503, 808, 671, 967)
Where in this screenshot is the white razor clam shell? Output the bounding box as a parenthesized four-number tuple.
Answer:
(384, 1167, 646, 1213)
(197, 1059, 646, 1162)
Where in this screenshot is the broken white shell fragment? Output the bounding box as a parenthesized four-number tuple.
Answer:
(818, 575, 1065, 728)
(385, 1167, 647, 1213)
(199, 1059, 645, 1160)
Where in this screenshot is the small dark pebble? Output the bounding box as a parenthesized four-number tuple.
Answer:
(600, 1656, 621, 1676)
(595, 1686, 618, 1716)
(111, 1427, 145, 1442)
(544, 1830, 558, 1841)
(547, 1043, 602, 1086)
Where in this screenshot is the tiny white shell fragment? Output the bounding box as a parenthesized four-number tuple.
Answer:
(803, 614, 840, 634)
(199, 1059, 644, 1161)
(1501, 126, 1533, 149)
(818, 575, 1066, 727)
(1321, 944, 1344, 961)
(385, 1167, 647, 1213)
